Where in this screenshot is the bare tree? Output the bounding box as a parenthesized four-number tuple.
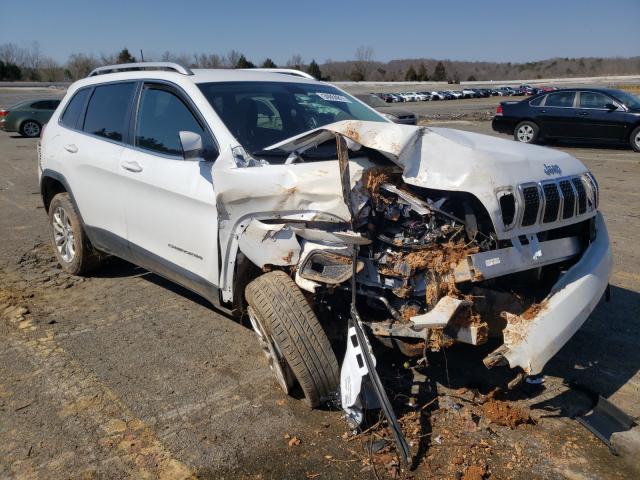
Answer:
(0, 43, 26, 66)
(354, 45, 374, 80)
(224, 50, 241, 68)
(66, 53, 99, 80)
(194, 53, 223, 68)
(286, 54, 304, 70)
(39, 57, 63, 81)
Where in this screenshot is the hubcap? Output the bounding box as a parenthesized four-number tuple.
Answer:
(248, 306, 295, 393)
(517, 124, 534, 142)
(23, 121, 40, 137)
(635, 131, 640, 148)
(52, 206, 76, 263)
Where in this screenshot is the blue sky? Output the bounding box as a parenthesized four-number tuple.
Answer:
(1, 0, 639, 64)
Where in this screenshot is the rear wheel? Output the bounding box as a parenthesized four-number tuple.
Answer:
(514, 121, 539, 144)
(48, 193, 101, 275)
(631, 126, 640, 152)
(20, 120, 41, 138)
(245, 271, 340, 408)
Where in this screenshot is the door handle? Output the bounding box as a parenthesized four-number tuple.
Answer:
(578, 111, 589, 116)
(121, 160, 143, 173)
(64, 144, 78, 153)
(540, 109, 546, 113)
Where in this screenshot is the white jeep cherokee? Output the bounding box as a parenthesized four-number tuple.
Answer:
(38, 63, 612, 425)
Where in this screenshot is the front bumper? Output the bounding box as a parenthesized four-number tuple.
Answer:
(487, 212, 613, 374)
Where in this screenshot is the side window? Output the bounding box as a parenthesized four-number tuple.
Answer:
(31, 100, 50, 110)
(544, 91, 576, 108)
(135, 86, 214, 158)
(60, 89, 90, 129)
(579, 92, 611, 109)
(83, 82, 136, 142)
(529, 95, 544, 106)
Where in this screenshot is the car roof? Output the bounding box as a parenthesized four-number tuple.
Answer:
(69, 67, 320, 91)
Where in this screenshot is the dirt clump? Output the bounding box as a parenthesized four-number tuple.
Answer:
(362, 167, 399, 198)
(482, 400, 533, 428)
(462, 464, 488, 480)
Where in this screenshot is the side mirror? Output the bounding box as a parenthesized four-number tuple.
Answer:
(179, 130, 218, 162)
(605, 103, 618, 111)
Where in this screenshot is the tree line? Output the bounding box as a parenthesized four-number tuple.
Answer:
(1, 42, 639, 83)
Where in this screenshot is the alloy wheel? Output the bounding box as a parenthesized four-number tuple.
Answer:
(52, 206, 75, 263)
(517, 124, 534, 143)
(247, 306, 296, 393)
(23, 121, 40, 137)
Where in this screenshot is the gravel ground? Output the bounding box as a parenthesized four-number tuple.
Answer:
(1, 89, 639, 479)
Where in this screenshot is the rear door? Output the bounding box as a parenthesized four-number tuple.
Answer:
(575, 91, 627, 141)
(537, 91, 579, 138)
(118, 82, 220, 299)
(60, 82, 136, 254)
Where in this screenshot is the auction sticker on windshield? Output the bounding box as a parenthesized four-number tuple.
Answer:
(315, 92, 352, 103)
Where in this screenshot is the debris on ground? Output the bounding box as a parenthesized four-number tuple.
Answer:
(462, 463, 487, 480)
(482, 399, 534, 428)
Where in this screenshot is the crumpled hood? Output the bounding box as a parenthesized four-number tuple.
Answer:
(270, 120, 590, 239)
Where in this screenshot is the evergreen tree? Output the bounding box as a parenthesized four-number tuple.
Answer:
(404, 65, 418, 81)
(235, 55, 255, 69)
(417, 63, 428, 81)
(261, 58, 277, 68)
(116, 48, 136, 64)
(306, 59, 322, 79)
(432, 61, 447, 81)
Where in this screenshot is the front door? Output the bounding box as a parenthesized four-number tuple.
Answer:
(575, 91, 628, 142)
(118, 82, 220, 301)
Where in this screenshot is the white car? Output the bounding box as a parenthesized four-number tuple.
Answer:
(39, 62, 612, 432)
(430, 91, 446, 100)
(446, 90, 463, 99)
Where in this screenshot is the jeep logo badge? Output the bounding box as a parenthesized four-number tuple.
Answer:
(544, 164, 562, 176)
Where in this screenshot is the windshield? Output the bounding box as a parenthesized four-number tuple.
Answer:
(198, 81, 385, 153)
(611, 90, 640, 109)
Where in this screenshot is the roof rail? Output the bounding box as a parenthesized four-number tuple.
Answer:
(242, 68, 316, 80)
(88, 62, 193, 77)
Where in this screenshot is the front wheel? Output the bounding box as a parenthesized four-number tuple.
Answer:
(514, 121, 540, 144)
(245, 271, 340, 408)
(630, 126, 640, 153)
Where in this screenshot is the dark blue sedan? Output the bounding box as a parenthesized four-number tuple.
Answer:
(492, 88, 640, 152)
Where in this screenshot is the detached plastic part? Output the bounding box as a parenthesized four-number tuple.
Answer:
(577, 396, 635, 455)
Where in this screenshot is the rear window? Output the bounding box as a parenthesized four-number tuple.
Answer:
(60, 89, 90, 129)
(83, 82, 136, 142)
(544, 91, 576, 108)
(31, 100, 59, 110)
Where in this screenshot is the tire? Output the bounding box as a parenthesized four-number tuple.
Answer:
(630, 126, 640, 153)
(245, 270, 340, 408)
(514, 120, 540, 144)
(19, 120, 41, 138)
(48, 193, 101, 275)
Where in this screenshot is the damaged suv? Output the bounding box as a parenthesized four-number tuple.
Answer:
(38, 63, 612, 427)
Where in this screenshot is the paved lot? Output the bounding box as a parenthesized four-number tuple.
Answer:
(1, 88, 639, 479)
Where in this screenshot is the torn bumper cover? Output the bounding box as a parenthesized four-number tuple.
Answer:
(485, 212, 612, 375)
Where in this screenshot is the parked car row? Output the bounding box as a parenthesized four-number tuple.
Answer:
(375, 85, 559, 103)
